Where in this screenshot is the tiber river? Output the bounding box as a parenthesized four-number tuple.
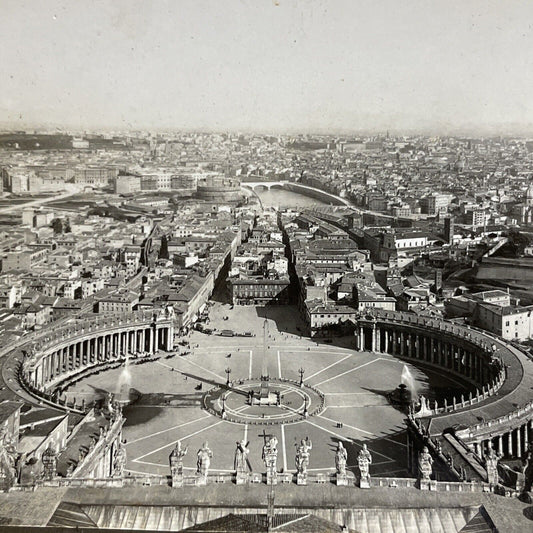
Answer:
(253, 187, 329, 208)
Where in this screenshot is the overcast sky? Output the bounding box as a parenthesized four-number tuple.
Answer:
(1, 0, 533, 134)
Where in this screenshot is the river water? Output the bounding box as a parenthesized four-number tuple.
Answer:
(254, 188, 329, 208)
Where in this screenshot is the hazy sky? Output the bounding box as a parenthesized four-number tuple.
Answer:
(1, 0, 533, 134)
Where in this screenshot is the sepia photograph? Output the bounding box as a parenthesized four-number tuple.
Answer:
(0, 1, 533, 531)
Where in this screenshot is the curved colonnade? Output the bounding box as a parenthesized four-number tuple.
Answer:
(3, 311, 174, 413)
(357, 309, 533, 461)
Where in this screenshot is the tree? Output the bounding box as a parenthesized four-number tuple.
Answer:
(50, 218, 63, 234)
(64, 217, 71, 233)
(159, 234, 169, 260)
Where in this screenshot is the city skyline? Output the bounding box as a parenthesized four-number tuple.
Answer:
(1, 0, 533, 135)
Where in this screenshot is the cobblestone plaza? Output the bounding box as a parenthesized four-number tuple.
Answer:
(66, 304, 465, 478)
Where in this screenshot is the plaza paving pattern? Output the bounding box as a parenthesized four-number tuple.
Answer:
(67, 305, 466, 479)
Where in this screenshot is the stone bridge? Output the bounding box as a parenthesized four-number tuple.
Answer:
(241, 181, 352, 206)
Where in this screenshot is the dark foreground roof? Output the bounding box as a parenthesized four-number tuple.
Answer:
(181, 513, 353, 532)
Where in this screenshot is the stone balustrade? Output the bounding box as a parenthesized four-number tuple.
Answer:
(414, 366, 506, 418)
(14, 471, 499, 494)
(457, 399, 533, 439)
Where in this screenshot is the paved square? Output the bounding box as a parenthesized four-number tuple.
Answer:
(67, 304, 464, 479)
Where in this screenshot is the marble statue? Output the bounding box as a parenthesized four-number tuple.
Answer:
(169, 441, 188, 488)
(196, 441, 213, 478)
(358, 444, 372, 487)
(0, 427, 18, 486)
(262, 436, 278, 484)
(418, 446, 434, 481)
(106, 392, 115, 414)
(262, 437, 278, 471)
(234, 440, 251, 474)
(113, 444, 127, 478)
(170, 441, 188, 472)
(335, 442, 348, 476)
(484, 445, 501, 486)
(295, 437, 312, 475)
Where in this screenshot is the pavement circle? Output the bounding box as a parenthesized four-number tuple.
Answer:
(202, 377, 326, 425)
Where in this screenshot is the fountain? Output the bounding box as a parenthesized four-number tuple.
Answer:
(401, 365, 419, 398)
(116, 352, 133, 406)
(388, 364, 419, 411)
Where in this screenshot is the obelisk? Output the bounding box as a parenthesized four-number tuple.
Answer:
(260, 318, 270, 399)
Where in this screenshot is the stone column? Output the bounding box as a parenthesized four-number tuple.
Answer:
(167, 325, 174, 351)
(497, 434, 503, 455)
(474, 442, 480, 457)
(36, 364, 42, 388)
(70, 343, 75, 368)
(96, 337, 101, 361)
(147, 328, 153, 354)
(508, 432, 513, 457)
(359, 327, 364, 351)
(517, 426, 522, 457)
(398, 331, 405, 356)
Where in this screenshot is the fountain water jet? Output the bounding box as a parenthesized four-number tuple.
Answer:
(400, 364, 419, 399)
(387, 364, 420, 411)
(116, 351, 132, 405)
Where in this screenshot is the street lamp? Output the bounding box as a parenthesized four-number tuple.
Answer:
(225, 367, 232, 386)
(298, 367, 305, 387)
(221, 393, 227, 419)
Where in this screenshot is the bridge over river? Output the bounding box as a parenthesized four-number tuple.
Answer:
(242, 180, 414, 228)
(241, 180, 352, 207)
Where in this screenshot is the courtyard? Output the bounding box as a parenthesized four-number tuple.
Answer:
(67, 304, 467, 479)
